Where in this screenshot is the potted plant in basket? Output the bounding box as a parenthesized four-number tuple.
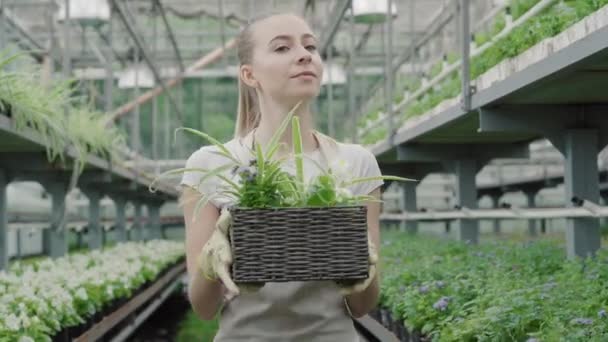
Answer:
(150, 102, 414, 285)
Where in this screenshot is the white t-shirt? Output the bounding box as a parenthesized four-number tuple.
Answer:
(180, 129, 383, 341)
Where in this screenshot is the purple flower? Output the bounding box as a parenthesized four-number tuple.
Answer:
(418, 285, 430, 294)
(433, 297, 450, 311)
(526, 338, 540, 342)
(435, 281, 445, 289)
(475, 252, 484, 257)
(598, 309, 607, 318)
(571, 317, 593, 325)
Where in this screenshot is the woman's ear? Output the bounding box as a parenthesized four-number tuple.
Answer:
(240, 65, 258, 88)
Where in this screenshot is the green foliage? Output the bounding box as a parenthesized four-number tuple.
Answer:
(0, 50, 127, 172)
(429, 61, 444, 79)
(378, 231, 608, 341)
(511, 0, 543, 20)
(175, 310, 219, 342)
(156, 102, 412, 214)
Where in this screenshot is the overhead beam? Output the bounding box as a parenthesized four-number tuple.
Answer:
(108, 37, 237, 123)
(109, 0, 184, 124)
(153, 0, 184, 71)
(319, 0, 351, 56)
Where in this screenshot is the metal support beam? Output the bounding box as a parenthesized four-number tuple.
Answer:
(400, 182, 417, 234)
(460, 0, 472, 111)
(0, 170, 9, 270)
(479, 106, 608, 258)
(397, 143, 529, 167)
(109, 0, 184, 123)
(153, 0, 184, 71)
(133, 202, 143, 241)
(489, 193, 501, 235)
(384, 0, 395, 146)
(523, 189, 540, 237)
(478, 105, 608, 152)
(445, 159, 479, 244)
(564, 130, 601, 259)
(43, 182, 68, 258)
(319, 0, 351, 56)
(114, 197, 128, 242)
(82, 189, 103, 250)
(148, 203, 163, 240)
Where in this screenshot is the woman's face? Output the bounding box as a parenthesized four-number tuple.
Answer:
(245, 14, 323, 103)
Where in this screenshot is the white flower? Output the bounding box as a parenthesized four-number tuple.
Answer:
(75, 288, 88, 301)
(18, 336, 35, 342)
(5, 313, 20, 331)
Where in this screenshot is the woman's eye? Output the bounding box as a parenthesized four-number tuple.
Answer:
(275, 46, 289, 52)
(306, 45, 317, 51)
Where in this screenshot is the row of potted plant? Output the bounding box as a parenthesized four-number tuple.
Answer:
(359, 0, 608, 146)
(376, 230, 608, 341)
(0, 240, 185, 342)
(0, 51, 126, 173)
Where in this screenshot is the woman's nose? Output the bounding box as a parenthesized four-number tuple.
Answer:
(297, 49, 312, 64)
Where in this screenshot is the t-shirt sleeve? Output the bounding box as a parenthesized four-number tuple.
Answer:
(180, 146, 222, 205)
(351, 146, 384, 196)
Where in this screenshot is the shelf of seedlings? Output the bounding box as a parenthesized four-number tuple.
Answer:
(0, 52, 176, 197)
(359, 0, 608, 148)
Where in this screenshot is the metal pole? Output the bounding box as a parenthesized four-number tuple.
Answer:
(0, 170, 8, 270)
(0, 2, 5, 67)
(348, 0, 356, 143)
(327, 45, 335, 137)
(62, 0, 71, 79)
(152, 5, 158, 173)
(460, 0, 471, 111)
(217, 0, 227, 67)
(105, 5, 114, 112)
(165, 89, 170, 159)
(385, 0, 394, 145)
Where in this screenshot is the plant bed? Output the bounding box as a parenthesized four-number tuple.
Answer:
(1, 240, 184, 341)
(370, 306, 425, 342)
(230, 206, 369, 283)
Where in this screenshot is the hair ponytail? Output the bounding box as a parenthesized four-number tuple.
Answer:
(234, 76, 260, 138)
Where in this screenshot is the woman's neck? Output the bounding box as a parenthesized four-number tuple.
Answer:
(254, 97, 318, 155)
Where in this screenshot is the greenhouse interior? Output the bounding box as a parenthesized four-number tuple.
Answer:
(1, 0, 608, 341)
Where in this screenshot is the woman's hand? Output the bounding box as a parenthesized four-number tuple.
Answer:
(337, 231, 379, 296)
(197, 207, 264, 301)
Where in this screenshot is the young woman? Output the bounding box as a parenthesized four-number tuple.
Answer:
(180, 12, 384, 341)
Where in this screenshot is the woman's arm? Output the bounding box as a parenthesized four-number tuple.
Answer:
(182, 187, 225, 320)
(344, 187, 382, 318)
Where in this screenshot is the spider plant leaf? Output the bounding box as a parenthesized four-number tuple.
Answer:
(264, 100, 302, 161)
(292, 116, 305, 193)
(255, 141, 265, 178)
(195, 163, 237, 189)
(149, 167, 210, 193)
(343, 175, 417, 187)
(175, 127, 241, 165)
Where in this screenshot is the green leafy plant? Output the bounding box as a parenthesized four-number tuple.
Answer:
(0, 50, 127, 173)
(378, 230, 608, 341)
(151, 102, 413, 215)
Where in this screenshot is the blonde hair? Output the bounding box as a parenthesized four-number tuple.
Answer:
(233, 13, 276, 138)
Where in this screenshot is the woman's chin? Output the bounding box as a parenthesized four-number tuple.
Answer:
(286, 88, 320, 101)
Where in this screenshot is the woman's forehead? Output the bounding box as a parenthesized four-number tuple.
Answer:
(252, 14, 317, 43)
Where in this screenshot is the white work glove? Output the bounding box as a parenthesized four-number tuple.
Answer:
(336, 231, 378, 296)
(197, 207, 264, 301)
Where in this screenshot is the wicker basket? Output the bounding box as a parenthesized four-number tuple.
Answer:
(229, 205, 370, 283)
